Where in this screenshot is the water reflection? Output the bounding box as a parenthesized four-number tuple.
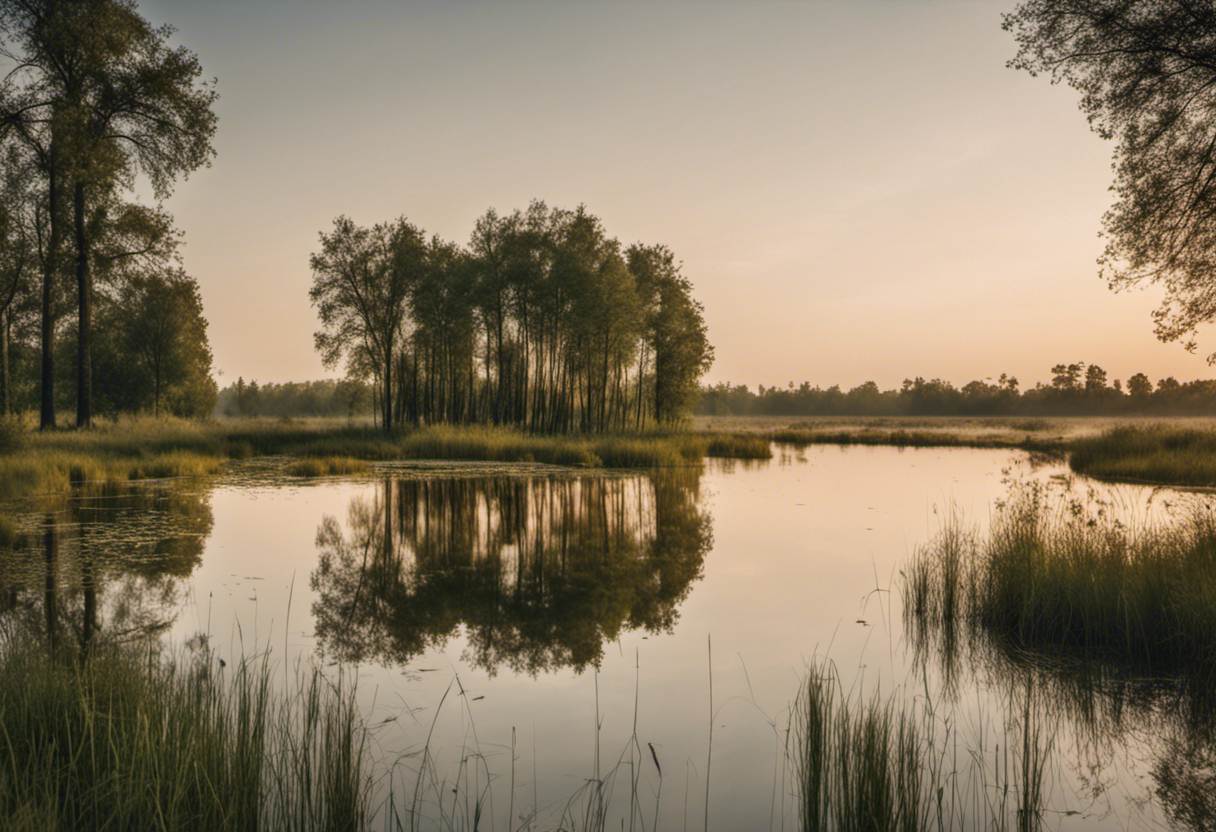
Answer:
(909, 582, 1216, 830)
(0, 486, 213, 658)
(310, 471, 711, 674)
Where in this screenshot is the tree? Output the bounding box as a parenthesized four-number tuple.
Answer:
(100, 268, 214, 416)
(0, 0, 216, 427)
(1128, 372, 1154, 398)
(627, 243, 713, 425)
(310, 216, 423, 432)
(1006, 2, 1216, 360)
(1085, 364, 1108, 393)
(0, 145, 37, 414)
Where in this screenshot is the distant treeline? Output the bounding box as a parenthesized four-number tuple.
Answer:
(310, 202, 713, 434)
(215, 379, 372, 419)
(699, 363, 1216, 417)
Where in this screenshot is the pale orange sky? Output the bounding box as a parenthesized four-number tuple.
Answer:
(141, 0, 1216, 391)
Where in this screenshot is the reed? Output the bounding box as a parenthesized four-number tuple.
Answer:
(904, 484, 1216, 669)
(0, 640, 372, 831)
(792, 660, 1048, 832)
(1069, 424, 1216, 486)
(284, 456, 371, 478)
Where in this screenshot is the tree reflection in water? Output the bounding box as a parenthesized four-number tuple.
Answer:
(0, 485, 213, 659)
(310, 471, 711, 675)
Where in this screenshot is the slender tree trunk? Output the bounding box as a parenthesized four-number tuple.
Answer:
(40, 146, 60, 430)
(382, 346, 393, 433)
(1, 309, 10, 416)
(74, 180, 92, 428)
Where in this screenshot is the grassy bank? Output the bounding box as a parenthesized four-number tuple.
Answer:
(0, 642, 371, 831)
(705, 415, 1216, 488)
(904, 485, 1216, 670)
(0, 416, 777, 500)
(1069, 425, 1216, 487)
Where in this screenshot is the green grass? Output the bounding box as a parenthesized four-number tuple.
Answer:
(284, 456, 371, 478)
(0, 641, 371, 831)
(904, 484, 1216, 669)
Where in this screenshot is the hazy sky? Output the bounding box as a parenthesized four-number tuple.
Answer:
(139, 0, 1215, 390)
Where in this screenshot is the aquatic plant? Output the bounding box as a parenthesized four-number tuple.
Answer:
(904, 483, 1216, 670)
(0, 641, 371, 831)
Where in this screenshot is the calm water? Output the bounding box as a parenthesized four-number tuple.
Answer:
(1, 446, 1212, 830)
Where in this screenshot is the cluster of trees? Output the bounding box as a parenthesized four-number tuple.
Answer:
(215, 378, 372, 419)
(700, 362, 1216, 417)
(310, 202, 713, 434)
(0, 0, 218, 423)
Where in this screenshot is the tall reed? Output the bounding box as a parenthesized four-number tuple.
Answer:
(0, 641, 372, 831)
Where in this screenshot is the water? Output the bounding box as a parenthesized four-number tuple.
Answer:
(1, 445, 1211, 830)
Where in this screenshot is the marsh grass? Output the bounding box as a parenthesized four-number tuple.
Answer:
(793, 660, 1049, 832)
(0, 417, 780, 501)
(766, 427, 1062, 452)
(904, 484, 1216, 670)
(0, 641, 371, 831)
(1069, 425, 1216, 486)
(284, 456, 371, 478)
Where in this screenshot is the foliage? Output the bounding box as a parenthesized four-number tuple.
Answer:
(700, 361, 1216, 417)
(1005, 1, 1216, 359)
(310, 202, 714, 434)
(216, 378, 372, 419)
(0, 0, 217, 427)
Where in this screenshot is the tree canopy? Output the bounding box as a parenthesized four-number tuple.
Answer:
(310, 202, 713, 433)
(1006, 1, 1216, 359)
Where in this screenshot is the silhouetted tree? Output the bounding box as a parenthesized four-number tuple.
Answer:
(1006, 1, 1216, 360)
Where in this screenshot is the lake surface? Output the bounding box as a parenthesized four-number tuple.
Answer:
(2, 445, 1212, 830)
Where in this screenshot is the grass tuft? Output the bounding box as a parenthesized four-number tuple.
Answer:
(284, 456, 371, 478)
(0, 641, 372, 830)
(904, 483, 1216, 669)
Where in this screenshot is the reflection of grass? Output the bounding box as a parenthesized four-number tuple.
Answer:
(0, 641, 370, 831)
(905, 484, 1216, 670)
(793, 660, 1048, 832)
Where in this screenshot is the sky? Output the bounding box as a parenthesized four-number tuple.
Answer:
(139, 0, 1216, 391)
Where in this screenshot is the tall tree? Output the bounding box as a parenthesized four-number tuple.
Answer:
(0, 0, 215, 428)
(1007, 1, 1216, 360)
(0, 145, 37, 414)
(310, 217, 424, 432)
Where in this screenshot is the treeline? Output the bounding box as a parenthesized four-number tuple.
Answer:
(0, 0, 218, 424)
(310, 202, 713, 434)
(215, 378, 372, 419)
(700, 363, 1216, 417)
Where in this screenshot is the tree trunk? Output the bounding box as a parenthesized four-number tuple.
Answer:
(382, 344, 393, 433)
(74, 180, 92, 428)
(40, 145, 60, 431)
(1, 309, 10, 416)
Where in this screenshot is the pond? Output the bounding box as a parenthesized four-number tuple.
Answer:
(0, 445, 1211, 830)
